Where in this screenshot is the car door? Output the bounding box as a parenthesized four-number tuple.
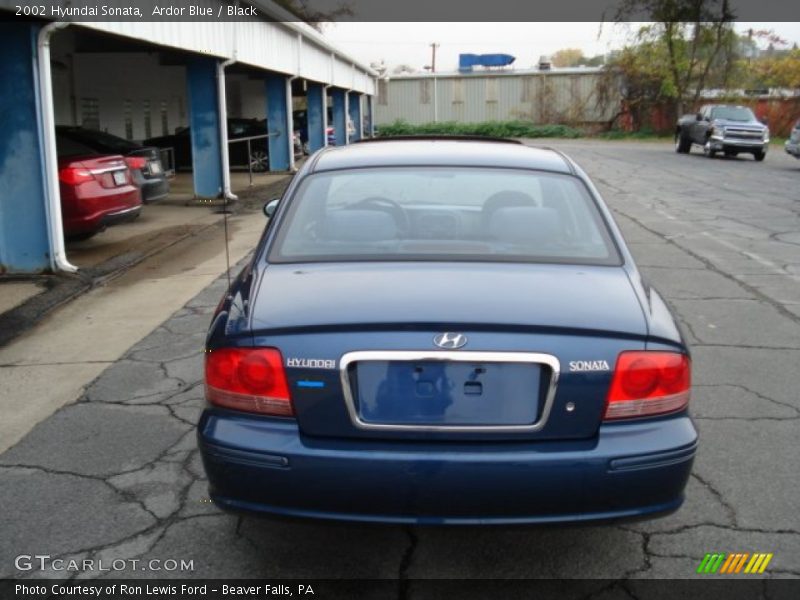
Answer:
(690, 106, 706, 143)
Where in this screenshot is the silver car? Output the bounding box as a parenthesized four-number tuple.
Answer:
(785, 120, 800, 159)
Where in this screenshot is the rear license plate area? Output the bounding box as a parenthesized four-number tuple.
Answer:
(112, 170, 127, 186)
(354, 361, 542, 426)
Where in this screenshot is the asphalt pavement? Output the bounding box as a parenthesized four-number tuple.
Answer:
(1, 140, 798, 585)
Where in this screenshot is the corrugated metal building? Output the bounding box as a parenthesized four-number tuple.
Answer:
(375, 67, 617, 126)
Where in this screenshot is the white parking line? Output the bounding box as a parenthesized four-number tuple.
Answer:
(700, 231, 799, 281)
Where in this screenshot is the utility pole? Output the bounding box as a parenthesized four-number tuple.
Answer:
(430, 42, 440, 122)
(430, 42, 439, 74)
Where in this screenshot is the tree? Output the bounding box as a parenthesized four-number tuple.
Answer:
(751, 49, 800, 88)
(612, 0, 738, 116)
(580, 54, 607, 67)
(271, 0, 353, 31)
(597, 40, 673, 130)
(551, 48, 585, 68)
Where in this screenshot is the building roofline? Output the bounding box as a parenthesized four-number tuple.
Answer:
(386, 66, 604, 80)
(252, 1, 379, 78)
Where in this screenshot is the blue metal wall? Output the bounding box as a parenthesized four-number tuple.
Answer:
(348, 92, 362, 142)
(0, 23, 51, 273)
(331, 89, 347, 146)
(186, 57, 223, 198)
(265, 75, 290, 171)
(365, 95, 375, 137)
(306, 82, 326, 153)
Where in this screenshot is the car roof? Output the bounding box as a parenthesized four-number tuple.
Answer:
(311, 138, 574, 174)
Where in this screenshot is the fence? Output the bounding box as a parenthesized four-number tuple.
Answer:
(620, 96, 800, 137)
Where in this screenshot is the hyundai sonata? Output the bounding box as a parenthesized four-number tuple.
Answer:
(198, 137, 696, 524)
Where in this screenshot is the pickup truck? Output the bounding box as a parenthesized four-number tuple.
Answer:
(675, 104, 769, 161)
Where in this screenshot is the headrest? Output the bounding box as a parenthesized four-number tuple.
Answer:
(484, 191, 536, 211)
(322, 210, 399, 242)
(488, 207, 560, 244)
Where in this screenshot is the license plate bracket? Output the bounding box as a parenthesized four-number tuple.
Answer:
(354, 360, 541, 427)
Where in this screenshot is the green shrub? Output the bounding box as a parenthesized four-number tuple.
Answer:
(596, 127, 669, 140)
(376, 120, 583, 139)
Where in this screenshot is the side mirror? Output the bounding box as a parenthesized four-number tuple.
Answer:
(696, 113, 703, 121)
(263, 198, 279, 218)
(760, 116, 769, 125)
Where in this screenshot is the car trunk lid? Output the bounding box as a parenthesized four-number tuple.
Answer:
(251, 262, 646, 336)
(58, 155, 130, 189)
(250, 262, 648, 441)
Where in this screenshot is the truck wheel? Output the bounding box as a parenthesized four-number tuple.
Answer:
(675, 132, 691, 154)
(753, 150, 766, 161)
(703, 141, 717, 158)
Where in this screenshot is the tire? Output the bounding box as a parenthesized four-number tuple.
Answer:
(703, 140, 717, 158)
(66, 230, 99, 242)
(753, 150, 766, 162)
(249, 150, 269, 173)
(675, 131, 691, 154)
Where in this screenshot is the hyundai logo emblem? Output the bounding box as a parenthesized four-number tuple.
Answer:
(433, 332, 467, 349)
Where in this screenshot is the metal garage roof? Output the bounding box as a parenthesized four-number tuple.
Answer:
(0, 0, 377, 94)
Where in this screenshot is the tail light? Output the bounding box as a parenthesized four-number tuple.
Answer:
(205, 347, 293, 417)
(59, 167, 94, 185)
(125, 156, 147, 170)
(604, 351, 691, 420)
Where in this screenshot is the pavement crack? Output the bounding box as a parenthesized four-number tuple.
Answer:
(691, 343, 800, 352)
(397, 526, 417, 600)
(694, 383, 800, 415)
(164, 403, 199, 427)
(690, 473, 738, 527)
(617, 209, 800, 326)
(0, 360, 114, 368)
(613, 526, 652, 579)
(52, 513, 220, 574)
(695, 415, 800, 421)
(580, 581, 634, 600)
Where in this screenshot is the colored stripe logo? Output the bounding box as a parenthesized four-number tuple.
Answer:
(697, 553, 773, 574)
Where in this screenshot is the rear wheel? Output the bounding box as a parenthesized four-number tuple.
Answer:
(753, 150, 766, 162)
(66, 230, 99, 242)
(250, 150, 269, 172)
(674, 131, 691, 154)
(703, 140, 716, 158)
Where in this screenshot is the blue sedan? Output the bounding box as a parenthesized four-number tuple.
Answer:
(198, 137, 697, 525)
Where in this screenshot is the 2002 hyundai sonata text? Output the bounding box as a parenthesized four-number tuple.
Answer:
(198, 137, 697, 525)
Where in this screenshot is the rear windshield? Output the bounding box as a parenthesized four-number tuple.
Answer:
(710, 106, 756, 122)
(60, 128, 138, 153)
(56, 135, 100, 158)
(269, 167, 621, 266)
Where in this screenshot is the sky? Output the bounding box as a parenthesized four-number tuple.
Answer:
(323, 22, 800, 73)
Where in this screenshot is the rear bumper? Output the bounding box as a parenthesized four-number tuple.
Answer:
(61, 187, 142, 235)
(98, 205, 141, 227)
(198, 411, 697, 525)
(133, 171, 170, 203)
(786, 141, 800, 158)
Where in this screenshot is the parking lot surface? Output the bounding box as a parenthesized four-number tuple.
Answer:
(1, 140, 798, 583)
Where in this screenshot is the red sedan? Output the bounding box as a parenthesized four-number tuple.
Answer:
(57, 134, 142, 239)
